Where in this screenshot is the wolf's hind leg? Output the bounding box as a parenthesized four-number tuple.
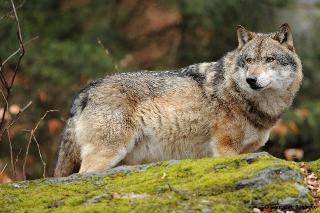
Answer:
(79, 146, 126, 173)
(76, 100, 138, 173)
(78, 133, 136, 173)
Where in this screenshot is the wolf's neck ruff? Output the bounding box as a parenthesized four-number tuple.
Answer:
(193, 49, 299, 130)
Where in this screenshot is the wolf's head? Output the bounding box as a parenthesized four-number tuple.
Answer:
(232, 23, 302, 95)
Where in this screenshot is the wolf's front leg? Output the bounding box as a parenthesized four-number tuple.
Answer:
(210, 137, 241, 157)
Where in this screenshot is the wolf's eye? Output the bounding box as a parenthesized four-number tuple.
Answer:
(246, 58, 254, 64)
(266, 57, 275, 63)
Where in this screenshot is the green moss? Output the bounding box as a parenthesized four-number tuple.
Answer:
(310, 159, 320, 177)
(310, 208, 320, 213)
(0, 153, 313, 212)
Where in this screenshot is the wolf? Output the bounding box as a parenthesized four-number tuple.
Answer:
(54, 23, 302, 177)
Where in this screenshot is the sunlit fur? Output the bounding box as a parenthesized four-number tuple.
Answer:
(54, 24, 303, 177)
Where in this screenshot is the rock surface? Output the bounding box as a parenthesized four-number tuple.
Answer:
(0, 152, 318, 212)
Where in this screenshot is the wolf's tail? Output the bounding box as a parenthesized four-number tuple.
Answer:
(54, 118, 81, 177)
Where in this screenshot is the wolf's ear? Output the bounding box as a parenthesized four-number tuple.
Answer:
(273, 23, 295, 52)
(237, 25, 255, 48)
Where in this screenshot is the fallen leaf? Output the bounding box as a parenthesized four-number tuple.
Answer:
(294, 108, 310, 120)
(9, 104, 20, 115)
(48, 119, 63, 135)
(0, 172, 12, 184)
(284, 148, 304, 161)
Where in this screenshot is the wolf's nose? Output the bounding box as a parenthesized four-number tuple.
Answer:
(246, 76, 257, 86)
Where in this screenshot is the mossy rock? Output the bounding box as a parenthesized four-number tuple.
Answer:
(0, 152, 316, 212)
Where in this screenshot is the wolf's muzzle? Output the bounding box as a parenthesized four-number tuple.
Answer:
(246, 76, 263, 90)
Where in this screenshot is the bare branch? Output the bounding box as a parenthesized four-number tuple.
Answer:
(0, 90, 9, 112)
(97, 38, 110, 56)
(8, 0, 25, 88)
(97, 38, 119, 71)
(0, 57, 8, 87)
(1, 36, 38, 69)
(33, 135, 46, 178)
(33, 110, 59, 132)
(0, 73, 7, 89)
(0, 100, 32, 139)
(0, 0, 25, 22)
(22, 110, 58, 180)
(0, 0, 25, 133)
(14, 148, 22, 177)
(15, 148, 22, 164)
(0, 163, 7, 176)
(6, 129, 15, 179)
(0, 90, 9, 136)
(22, 129, 32, 180)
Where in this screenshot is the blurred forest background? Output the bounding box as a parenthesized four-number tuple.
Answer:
(0, 0, 319, 182)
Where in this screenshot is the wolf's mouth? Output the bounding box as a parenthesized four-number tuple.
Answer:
(249, 82, 271, 90)
(250, 84, 264, 90)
